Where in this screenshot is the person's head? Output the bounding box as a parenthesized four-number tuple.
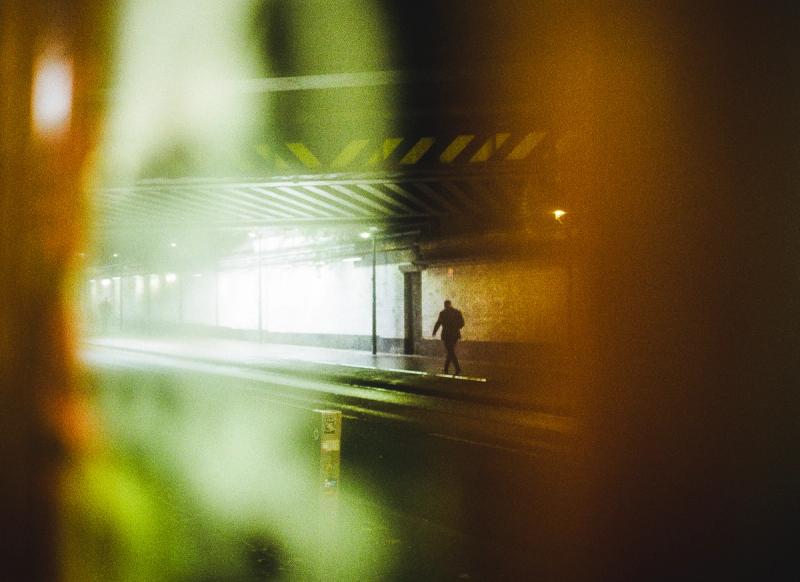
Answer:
(444, 300, 452, 308)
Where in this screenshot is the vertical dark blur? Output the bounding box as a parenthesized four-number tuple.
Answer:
(0, 0, 107, 578)
(554, 3, 800, 579)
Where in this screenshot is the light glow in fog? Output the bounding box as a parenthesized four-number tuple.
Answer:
(82, 0, 399, 578)
(32, 51, 73, 136)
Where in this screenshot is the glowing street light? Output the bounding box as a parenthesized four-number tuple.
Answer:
(32, 51, 73, 137)
(553, 209, 567, 223)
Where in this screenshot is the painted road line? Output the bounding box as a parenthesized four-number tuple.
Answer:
(435, 373, 488, 383)
(313, 361, 430, 377)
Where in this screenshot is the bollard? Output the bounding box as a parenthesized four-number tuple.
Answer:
(313, 409, 341, 501)
(312, 409, 341, 580)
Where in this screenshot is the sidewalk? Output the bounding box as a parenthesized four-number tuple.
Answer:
(85, 335, 562, 410)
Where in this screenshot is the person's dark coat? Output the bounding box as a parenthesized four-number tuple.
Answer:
(433, 307, 465, 342)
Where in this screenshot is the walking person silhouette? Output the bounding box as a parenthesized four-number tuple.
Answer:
(432, 299, 465, 375)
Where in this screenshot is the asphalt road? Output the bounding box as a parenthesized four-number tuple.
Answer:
(70, 346, 576, 580)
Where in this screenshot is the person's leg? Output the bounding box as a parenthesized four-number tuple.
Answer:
(444, 339, 460, 374)
(452, 341, 461, 374)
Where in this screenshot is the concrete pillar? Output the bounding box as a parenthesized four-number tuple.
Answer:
(400, 265, 423, 354)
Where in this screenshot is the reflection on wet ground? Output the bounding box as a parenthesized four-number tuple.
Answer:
(61, 366, 396, 581)
(62, 347, 560, 580)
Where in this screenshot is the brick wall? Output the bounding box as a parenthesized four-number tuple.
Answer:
(421, 260, 569, 344)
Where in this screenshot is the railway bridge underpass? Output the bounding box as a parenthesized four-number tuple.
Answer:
(86, 69, 574, 369)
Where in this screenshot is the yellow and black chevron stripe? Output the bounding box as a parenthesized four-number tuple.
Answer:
(249, 131, 553, 172)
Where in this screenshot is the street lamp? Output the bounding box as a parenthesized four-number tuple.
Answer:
(360, 230, 378, 355)
(254, 231, 263, 343)
(551, 208, 572, 344)
(111, 253, 123, 331)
